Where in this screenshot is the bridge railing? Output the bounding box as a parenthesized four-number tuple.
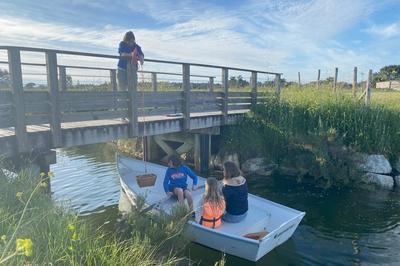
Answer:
(0, 46, 282, 152)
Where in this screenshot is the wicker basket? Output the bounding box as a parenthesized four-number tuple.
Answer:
(136, 173, 157, 187)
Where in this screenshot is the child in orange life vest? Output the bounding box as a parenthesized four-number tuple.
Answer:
(197, 177, 225, 229)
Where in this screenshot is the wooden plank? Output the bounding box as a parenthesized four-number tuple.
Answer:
(0, 104, 14, 128)
(191, 104, 221, 113)
(60, 100, 129, 112)
(24, 91, 49, 102)
(25, 102, 50, 113)
(60, 91, 128, 100)
(182, 63, 190, 130)
(228, 92, 251, 97)
(228, 98, 251, 104)
(25, 114, 50, 125)
(46, 51, 62, 147)
(228, 104, 251, 111)
(139, 107, 181, 116)
(61, 110, 128, 122)
(8, 47, 28, 152)
(0, 91, 12, 104)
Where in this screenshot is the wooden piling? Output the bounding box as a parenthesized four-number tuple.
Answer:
(333, 67, 338, 92)
(46, 51, 62, 148)
(110, 69, 117, 91)
(8, 48, 28, 153)
(251, 71, 257, 108)
(222, 68, 229, 124)
(182, 64, 191, 131)
(298, 72, 301, 87)
(317, 69, 321, 89)
(274, 74, 281, 98)
(208, 77, 214, 92)
(352, 67, 357, 97)
(151, 72, 157, 92)
(365, 69, 372, 105)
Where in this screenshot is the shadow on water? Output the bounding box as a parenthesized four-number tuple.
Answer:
(50, 144, 400, 265)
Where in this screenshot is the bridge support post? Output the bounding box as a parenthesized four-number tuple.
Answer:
(36, 150, 57, 194)
(194, 134, 211, 172)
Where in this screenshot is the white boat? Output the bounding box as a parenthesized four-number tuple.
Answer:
(117, 155, 305, 262)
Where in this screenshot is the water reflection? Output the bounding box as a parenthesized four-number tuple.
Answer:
(49, 144, 400, 265)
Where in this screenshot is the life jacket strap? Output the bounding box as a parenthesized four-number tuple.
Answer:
(199, 215, 223, 229)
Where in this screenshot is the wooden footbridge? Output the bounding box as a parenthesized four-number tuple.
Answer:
(0, 46, 282, 171)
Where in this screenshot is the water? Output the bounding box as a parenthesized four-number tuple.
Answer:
(50, 144, 400, 265)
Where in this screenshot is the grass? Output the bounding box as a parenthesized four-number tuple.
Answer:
(0, 164, 225, 265)
(222, 84, 400, 187)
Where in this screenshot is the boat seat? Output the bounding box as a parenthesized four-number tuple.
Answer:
(217, 206, 271, 235)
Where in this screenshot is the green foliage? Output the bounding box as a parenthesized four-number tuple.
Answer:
(373, 65, 400, 83)
(0, 167, 183, 265)
(222, 86, 400, 187)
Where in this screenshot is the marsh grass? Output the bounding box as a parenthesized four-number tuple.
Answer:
(0, 166, 185, 265)
(223, 85, 400, 187)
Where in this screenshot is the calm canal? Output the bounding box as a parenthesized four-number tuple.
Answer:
(50, 143, 400, 265)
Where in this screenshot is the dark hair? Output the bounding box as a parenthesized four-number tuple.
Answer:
(223, 161, 241, 179)
(168, 155, 181, 168)
(123, 31, 135, 42)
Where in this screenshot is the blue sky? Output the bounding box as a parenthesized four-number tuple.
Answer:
(0, 0, 400, 82)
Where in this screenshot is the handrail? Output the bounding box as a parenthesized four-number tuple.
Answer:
(0, 45, 282, 75)
(0, 61, 216, 79)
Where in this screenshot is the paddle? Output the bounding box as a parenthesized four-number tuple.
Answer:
(140, 184, 205, 214)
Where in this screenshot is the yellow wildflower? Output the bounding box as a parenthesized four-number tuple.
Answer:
(71, 233, 78, 241)
(1, 235, 6, 241)
(40, 172, 46, 178)
(67, 224, 75, 231)
(47, 171, 54, 178)
(68, 246, 75, 251)
(16, 192, 23, 198)
(39, 182, 48, 188)
(16, 238, 33, 257)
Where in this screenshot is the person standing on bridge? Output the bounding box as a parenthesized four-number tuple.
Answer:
(117, 31, 144, 90)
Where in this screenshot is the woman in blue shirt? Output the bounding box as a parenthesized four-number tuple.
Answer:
(163, 155, 198, 210)
(222, 161, 248, 223)
(117, 31, 144, 90)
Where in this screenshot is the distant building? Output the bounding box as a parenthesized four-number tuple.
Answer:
(376, 81, 400, 90)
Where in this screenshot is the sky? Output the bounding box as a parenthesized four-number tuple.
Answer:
(0, 0, 400, 82)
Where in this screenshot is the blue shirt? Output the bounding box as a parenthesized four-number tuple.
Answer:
(222, 181, 248, 215)
(117, 41, 144, 70)
(163, 165, 198, 193)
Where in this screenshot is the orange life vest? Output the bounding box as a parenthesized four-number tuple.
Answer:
(200, 201, 224, 229)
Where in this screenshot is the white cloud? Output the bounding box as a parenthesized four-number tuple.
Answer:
(364, 22, 400, 38)
(0, 0, 394, 82)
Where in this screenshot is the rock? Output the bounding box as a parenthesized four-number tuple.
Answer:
(358, 154, 392, 174)
(255, 164, 278, 176)
(362, 173, 394, 189)
(394, 176, 400, 187)
(211, 152, 240, 170)
(241, 158, 267, 173)
(278, 166, 301, 177)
